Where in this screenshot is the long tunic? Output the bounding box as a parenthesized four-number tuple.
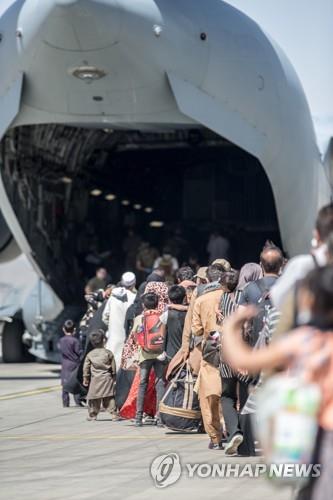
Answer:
(103, 287, 136, 371)
(192, 286, 223, 399)
(83, 348, 116, 400)
(58, 336, 81, 386)
(195, 360, 222, 399)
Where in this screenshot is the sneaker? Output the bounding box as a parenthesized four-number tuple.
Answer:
(86, 416, 97, 421)
(224, 434, 244, 455)
(208, 441, 223, 450)
(143, 414, 155, 424)
(154, 417, 164, 428)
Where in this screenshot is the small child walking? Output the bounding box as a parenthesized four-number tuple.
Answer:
(83, 330, 117, 421)
(58, 319, 82, 407)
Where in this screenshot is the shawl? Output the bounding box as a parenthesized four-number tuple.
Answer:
(144, 281, 169, 313)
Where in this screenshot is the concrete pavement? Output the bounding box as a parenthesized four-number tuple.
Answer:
(0, 362, 293, 500)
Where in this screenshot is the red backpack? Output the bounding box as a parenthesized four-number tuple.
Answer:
(136, 310, 166, 354)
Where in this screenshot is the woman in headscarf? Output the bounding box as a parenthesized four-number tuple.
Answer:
(144, 280, 169, 313)
(237, 263, 262, 291)
(133, 270, 166, 317)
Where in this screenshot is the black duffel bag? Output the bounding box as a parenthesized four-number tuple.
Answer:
(159, 361, 201, 432)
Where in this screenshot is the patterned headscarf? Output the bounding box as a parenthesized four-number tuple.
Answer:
(144, 281, 169, 313)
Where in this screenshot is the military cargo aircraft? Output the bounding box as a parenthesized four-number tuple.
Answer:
(0, 0, 331, 361)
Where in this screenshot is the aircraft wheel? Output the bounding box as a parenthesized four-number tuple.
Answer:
(2, 319, 30, 363)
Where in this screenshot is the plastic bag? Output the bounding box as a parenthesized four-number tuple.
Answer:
(255, 374, 321, 487)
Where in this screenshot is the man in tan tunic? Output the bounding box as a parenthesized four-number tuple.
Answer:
(181, 262, 230, 370)
(83, 330, 117, 421)
(191, 265, 224, 449)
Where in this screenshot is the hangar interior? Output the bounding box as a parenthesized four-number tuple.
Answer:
(1, 125, 281, 303)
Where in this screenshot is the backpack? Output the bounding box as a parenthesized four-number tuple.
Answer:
(136, 310, 166, 354)
(244, 280, 273, 347)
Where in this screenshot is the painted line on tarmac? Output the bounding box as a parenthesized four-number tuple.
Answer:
(0, 434, 206, 441)
(0, 386, 60, 401)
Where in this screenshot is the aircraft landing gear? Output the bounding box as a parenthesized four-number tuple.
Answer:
(1, 318, 32, 363)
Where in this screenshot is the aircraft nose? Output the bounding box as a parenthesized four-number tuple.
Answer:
(17, 0, 77, 51)
(17, 0, 121, 53)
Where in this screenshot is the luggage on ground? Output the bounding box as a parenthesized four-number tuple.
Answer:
(159, 361, 201, 432)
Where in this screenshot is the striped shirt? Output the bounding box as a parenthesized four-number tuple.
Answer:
(220, 290, 242, 318)
(220, 291, 280, 382)
(220, 290, 242, 378)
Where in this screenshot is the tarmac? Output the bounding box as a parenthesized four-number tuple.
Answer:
(0, 362, 294, 500)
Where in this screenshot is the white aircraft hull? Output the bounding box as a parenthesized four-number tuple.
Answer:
(0, 0, 330, 359)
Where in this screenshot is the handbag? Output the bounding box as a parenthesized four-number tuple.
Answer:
(201, 332, 221, 368)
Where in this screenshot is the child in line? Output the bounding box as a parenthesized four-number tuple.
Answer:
(165, 285, 187, 361)
(83, 330, 117, 421)
(223, 266, 333, 500)
(58, 319, 82, 408)
(132, 292, 168, 427)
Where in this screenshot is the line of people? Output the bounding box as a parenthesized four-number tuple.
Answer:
(58, 203, 333, 500)
(60, 250, 281, 451)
